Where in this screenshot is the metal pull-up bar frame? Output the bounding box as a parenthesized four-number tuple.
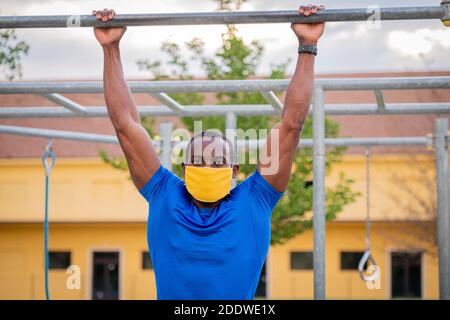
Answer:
(0, 1, 449, 299)
(0, 4, 449, 29)
(1, 77, 449, 118)
(1, 75, 450, 299)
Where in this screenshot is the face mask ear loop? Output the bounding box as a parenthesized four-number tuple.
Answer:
(231, 163, 237, 188)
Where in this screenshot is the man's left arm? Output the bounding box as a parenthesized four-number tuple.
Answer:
(259, 4, 325, 192)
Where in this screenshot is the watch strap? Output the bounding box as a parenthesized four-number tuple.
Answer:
(298, 43, 318, 56)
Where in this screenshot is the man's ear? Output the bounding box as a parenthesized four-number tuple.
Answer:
(232, 164, 240, 179)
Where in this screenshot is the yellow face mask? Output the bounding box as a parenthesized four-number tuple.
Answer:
(184, 166, 233, 203)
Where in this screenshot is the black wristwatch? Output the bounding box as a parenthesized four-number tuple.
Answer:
(298, 43, 318, 56)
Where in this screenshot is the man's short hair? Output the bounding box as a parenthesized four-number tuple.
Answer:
(185, 130, 235, 164)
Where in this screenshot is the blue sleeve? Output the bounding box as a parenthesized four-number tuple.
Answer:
(246, 170, 284, 211)
(139, 165, 181, 204)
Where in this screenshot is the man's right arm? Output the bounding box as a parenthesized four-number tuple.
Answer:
(94, 9, 160, 190)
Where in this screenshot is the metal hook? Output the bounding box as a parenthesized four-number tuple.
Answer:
(41, 139, 56, 176)
(358, 250, 379, 282)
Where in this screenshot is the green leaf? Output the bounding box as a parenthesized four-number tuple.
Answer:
(0, 29, 29, 81)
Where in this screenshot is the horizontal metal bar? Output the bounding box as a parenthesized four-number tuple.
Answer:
(41, 93, 87, 114)
(317, 77, 450, 91)
(323, 103, 450, 115)
(0, 125, 163, 148)
(1, 77, 449, 94)
(177, 137, 430, 148)
(1, 103, 449, 118)
(0, 80, 289, 94)
(0, 125, 432, 148)
(176, 136, 430, 150)
(0, 105, 280, 117)
(260, 91, 283, 113)
(0, 125, 119, 144)
(304, 137, 430, 147)
(0, 6, 446, 29)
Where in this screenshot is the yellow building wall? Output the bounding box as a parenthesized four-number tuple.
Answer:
(269, 222, 438, 300)
(0, 159, 147, 223)
(326, 154, 435, 221)
(0, 154, 436, 223)
(0, 155, 440, 299)
(0, 223, 155, 300)
(0, 222, 438, 300)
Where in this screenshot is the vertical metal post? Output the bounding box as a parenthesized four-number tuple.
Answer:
(435, 118, 450, 300)
(226, 111, 237, 187)
(313, 86, 326, 300)
(159, 122, 173, 170)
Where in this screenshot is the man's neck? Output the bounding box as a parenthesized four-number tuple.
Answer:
(192, 198, 222, 209)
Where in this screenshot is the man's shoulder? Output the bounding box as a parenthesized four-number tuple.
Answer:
(228, 172, 257, 197)
(139, 165, 186, 203)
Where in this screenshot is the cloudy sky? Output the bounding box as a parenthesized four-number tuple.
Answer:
(1, 0, 449, 80)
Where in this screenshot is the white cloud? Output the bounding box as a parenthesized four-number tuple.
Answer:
(388, 31, 433, 56)
(388, 29, 450, 56)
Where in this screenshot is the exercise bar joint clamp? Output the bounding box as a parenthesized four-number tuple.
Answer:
(442, 0, 450, 27)
(41, 141, 56, 176)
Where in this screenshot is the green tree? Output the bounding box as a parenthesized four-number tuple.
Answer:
(0, 30, 29, 81)
(102, 0, 359, 245)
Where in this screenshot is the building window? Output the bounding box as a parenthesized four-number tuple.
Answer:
(391, 252, 422, 299)
(290, 252, 313, 270)
(49, 251, 71, 269)
(340, 252, 366, 270)
(142, 251, 153, 270)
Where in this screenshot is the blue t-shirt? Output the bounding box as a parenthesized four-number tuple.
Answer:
(139, 165, 284, 300)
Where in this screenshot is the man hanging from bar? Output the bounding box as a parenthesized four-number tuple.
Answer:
(92, 4, 325, 300)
